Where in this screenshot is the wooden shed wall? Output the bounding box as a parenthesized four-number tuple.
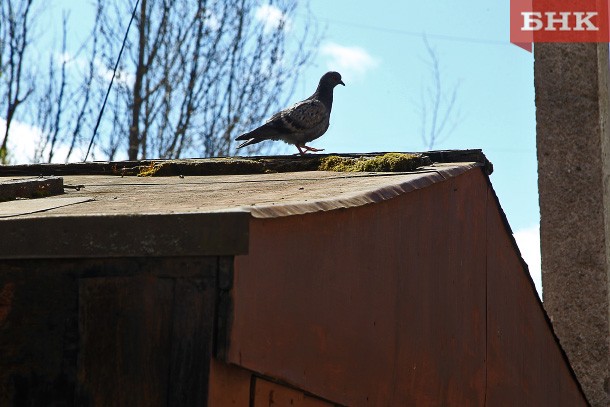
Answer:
(0, 257, 224, 406)
(229, 168, 587, 406)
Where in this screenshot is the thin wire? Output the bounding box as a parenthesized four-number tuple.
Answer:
(302, 14, 508, 46)
(84, 0, 141, 162)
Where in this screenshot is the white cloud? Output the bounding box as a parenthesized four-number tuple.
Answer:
(0, 118, 42, 164)
(0, 118, 110, 164)
(55, 51, 74, 65)
(514, 225, 542, 297)
(320, 42, 379, 82)
(50, 54, 133, 88)
(95, 58, 135, 88)
(204, 10, 221, 31)
(254, 4, 291, 32)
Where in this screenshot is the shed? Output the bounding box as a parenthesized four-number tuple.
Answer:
(0, 151, 588, 406)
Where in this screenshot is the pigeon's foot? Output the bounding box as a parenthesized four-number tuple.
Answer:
(295, 145, 325, 155)
(302, 145, 325, 152)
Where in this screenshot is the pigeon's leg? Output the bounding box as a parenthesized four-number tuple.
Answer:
(302, 145, 325, 152)
(296, 146, 306, 156)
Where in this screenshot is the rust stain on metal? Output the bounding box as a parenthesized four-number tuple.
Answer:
(253, 378, 335, 407)
(231, 169, 488, 406)
(207, 359, 252, 406)
(485, 187, 589, 406)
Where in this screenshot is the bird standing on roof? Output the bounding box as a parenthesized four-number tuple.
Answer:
(235, 71, 345, 155)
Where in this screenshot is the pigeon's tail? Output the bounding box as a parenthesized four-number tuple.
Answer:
(236, 136, 264, 149)
(235, 125, 277, 149)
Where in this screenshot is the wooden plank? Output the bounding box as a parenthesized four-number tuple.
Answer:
(253, 378, 335, 407)
(215, 257, 234, 361)
(207, 359, 252, 407)
(0, 260, 79, 406)
(0, 212, 250, 259)
(76, 276, 174, 406)
(0, 257, 220, 406)
(167, 277, 217, 406)
(0, 196, 92, 218)
(0, 176, 63, 201)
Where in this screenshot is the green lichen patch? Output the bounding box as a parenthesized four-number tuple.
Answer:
(132, 153, 431, 176)
(318, 153, 430, 173)
(136, 158, 269, 177)
(137, 162, 162, 177)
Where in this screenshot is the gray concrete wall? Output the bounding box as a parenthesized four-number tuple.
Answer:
(535, 42, 610, 406)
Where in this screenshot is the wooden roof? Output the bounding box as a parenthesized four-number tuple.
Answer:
(0, 151, 487, 259)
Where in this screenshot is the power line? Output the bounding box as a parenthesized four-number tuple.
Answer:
(84, 0, 140, 162)
(299, 14, 508, 46)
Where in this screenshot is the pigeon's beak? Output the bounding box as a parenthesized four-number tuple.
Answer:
(339, 80, 345, 86)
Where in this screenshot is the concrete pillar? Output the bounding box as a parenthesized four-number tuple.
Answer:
(535, 42, 610, 406)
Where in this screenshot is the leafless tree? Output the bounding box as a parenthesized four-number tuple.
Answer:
(86, 0, 316, 160)
(33, 3, 105, 163)
(33, 13, 69, 163)
(0, 0, 35, 164)
(418, 36, 461, 150)
(2, 0, 316, 163)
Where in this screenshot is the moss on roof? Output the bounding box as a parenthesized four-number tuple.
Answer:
(135, 153, 431, 177)
(318, 153, 430, 172)
(136, 158, 267, 177)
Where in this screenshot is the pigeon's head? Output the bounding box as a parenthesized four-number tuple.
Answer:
(320, 71, 345, 88)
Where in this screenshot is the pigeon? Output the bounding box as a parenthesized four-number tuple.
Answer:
(235, 71, 345, 155)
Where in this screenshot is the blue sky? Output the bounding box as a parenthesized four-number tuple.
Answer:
(299, 0, 536, 228)
(299, 0, 540, 292)
(5, 0, 542, 294)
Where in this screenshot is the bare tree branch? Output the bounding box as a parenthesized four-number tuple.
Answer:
(91, 0, 317, 159)
(0, 0, 35, 163)
(2, 0, 317, 163)
(418, 36, 462, 150)
(65, 3, 103, 163)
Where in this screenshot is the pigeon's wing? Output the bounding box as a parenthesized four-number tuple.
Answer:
(267, 99, 327, 133)
(235, 99, 327, 148)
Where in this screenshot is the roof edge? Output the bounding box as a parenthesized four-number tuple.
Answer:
(0, 211, 250, 259)
(237, 162, 480, 219)
(0, 150, 492, 177)
(483, 173, 591, 405)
